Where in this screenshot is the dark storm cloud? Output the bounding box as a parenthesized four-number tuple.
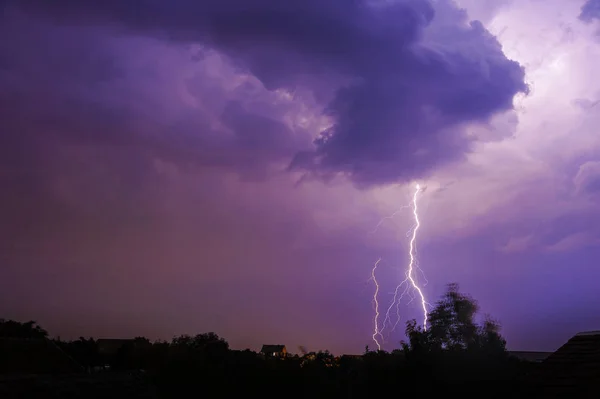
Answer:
(16, 0, 527, 186)
(580, 0, 600, 22)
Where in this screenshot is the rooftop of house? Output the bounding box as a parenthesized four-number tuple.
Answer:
(529, 330, 600, 397)
(260, 345, 286, 353)
(96, 339, 137, 354)
(575, 330, 600, 336)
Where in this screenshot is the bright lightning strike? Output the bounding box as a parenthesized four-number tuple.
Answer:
(369, 258, 383, 350)
(407, 184, 428, 330)
(369, 183, 430, 349)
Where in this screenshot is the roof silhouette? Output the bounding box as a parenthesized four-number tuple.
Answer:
(529, 331, 600, 397)
(260, 345, 286, 353)
(96, 339, 136, 355)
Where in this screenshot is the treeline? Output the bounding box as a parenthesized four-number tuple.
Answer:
(1, 284, 537, 398)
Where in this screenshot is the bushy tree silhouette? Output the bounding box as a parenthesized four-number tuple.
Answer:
(402, 283, 506, 357)
(401, 283, 513, 396)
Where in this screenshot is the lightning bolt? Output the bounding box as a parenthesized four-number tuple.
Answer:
(369, 258, 383, 350)
(369, 183, 430, 349)
(407, 184, 428, 330)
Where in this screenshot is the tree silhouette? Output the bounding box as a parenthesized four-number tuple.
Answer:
(0, 319, 49, 339)
(403, 283, 506, 355)
(401, 283, 510, 393)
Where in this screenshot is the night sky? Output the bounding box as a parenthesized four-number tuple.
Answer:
(1, 0, 600, 354)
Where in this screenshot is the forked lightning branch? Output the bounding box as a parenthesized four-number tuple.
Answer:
(369, 183, 429, 350)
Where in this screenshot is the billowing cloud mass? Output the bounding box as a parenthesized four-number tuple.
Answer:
(18, 0, 527, 185)
(1, 0, 600, 354)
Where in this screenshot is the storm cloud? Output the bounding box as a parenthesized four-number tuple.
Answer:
(580, 0, 600, 21)
(15, 0, 527, 186)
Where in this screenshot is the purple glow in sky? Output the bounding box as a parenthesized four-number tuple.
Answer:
(1, 0, 600, 354)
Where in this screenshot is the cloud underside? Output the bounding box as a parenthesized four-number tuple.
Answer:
(12, 0, 527, 186)
(580, 0, 600, 22)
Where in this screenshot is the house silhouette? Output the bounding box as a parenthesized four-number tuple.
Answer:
(529, 330, 600, 398)
(260, 344, 287, 357)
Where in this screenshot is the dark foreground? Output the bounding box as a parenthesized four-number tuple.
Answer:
(0, 350, 547, 399)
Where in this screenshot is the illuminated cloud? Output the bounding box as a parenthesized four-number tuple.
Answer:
(419, 0, 600, 237)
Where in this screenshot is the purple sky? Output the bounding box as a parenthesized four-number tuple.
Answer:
(1, 0, 600, 354)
